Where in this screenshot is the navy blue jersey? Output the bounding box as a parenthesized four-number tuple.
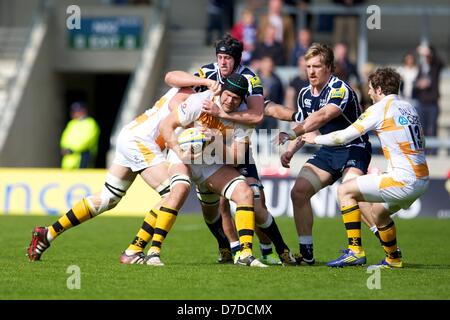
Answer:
(194, 63, 264, 98)
(294, 75, 370, 148)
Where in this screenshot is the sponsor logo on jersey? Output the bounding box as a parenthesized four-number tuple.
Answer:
(398, 116, 409, 125)
(249, 75, 262, 89)
(198, 68, 206, 78)
(330, 87, 345, 99)
(320, 98, 327, 107)
(180, 102, 187, 114)
(304, 98, 312, 108)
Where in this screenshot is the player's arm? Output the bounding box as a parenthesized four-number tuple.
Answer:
(165, 70, 220, 95)
(280, 137, 304, 168)
(159, 112, 183, 152)
(215, 95, 264, 125)
(264, 100, 296, 121)
(303, 125, 362, 146)
(288, 103, 342, 137)
(303, 106, 380, 146)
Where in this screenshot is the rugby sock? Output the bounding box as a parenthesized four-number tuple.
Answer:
(205, 215, 230, 250)
(259, 243, 273, 256)
(47, 199, 93, 241)
(230, 241, 241, 255)
(235, 205, 255, 257)
(126, 209, 157, 254)
(299, 235, 314, 260)
(378, 220, 401, 262)
(258, 215, 289, 255)
(370, 225, 381, 241)
(341, 204, 363, 253)
(149, 206, 178, 254)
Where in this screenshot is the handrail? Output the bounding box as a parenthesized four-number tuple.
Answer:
(0, 4, 48, 154)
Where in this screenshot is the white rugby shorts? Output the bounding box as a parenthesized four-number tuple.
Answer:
(166, 149, 223, 184)
(113, 128, 166, 172)
(356, 173, 429, 213)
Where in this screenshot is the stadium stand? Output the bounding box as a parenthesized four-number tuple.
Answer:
(0, 0, 448, 177)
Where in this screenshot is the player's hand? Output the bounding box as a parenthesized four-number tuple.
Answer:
(272, 132, 291, 145)
(202, 99, 225, 117)
(199, 127, 214, 142)
(302, 132, 318, 144)
(206, 80, 221, 96)
(280, 151, 293, 168)
(175, 146, 202, 164)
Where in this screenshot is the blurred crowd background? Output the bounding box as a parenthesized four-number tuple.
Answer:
(0, 0, 449, 178)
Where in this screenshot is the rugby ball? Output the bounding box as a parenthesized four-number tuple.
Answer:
(177, 127, 207, 154)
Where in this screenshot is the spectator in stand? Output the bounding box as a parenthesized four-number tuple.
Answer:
(413, 44, 444, 144)
(257, 0, 295, 63)
(222, 0, 235, 32)
(284, 0, 312, 30)
(333, 42, 360, 87)
(288, 28, 312, 66)
(60, 102, 100, 169)
(205, 0, 224, 46)
(231, 9, 257, 65)
(253, 24, 286, 65)
(257, 55, 284, 130)
(332, 0, 365, 62)
(398, 52, 419, 104)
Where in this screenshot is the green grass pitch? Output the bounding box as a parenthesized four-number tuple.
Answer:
(1, 215, 450, 300)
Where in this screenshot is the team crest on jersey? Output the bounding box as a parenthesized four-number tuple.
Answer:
(249, 75, 262, 89)
(330, 87, 345, 99)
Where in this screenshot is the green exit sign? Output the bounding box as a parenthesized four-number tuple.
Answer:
(68, 16, 143, 50)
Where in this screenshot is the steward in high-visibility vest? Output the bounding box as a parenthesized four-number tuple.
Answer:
(60, 102, 100, 169)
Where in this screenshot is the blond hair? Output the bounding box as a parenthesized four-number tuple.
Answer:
(304, 43, 335, 72)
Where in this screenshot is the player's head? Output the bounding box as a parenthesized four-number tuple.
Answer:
(367, 67, 401, 103)
(215, 34, 243, 77)
(220, 73, 248, 112)
(70, 101, 88, 119)
(304, 43, 335, 87)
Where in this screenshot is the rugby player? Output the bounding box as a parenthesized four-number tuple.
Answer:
(165, 34, 285, 265)
(268, 43, 378, 265)
(303, 67, 429, 268)
(27, 88, 195, 263)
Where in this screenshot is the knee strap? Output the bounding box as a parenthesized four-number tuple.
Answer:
(88, 173, 132, 216)
(222, 175, 247, 201)
(196, 183, 220, 206)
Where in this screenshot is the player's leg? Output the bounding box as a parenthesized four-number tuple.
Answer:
(367, 203, 403, 269)
(291, 163, 333, 265)
(326, 176, 368, 267)
(203, 166, 267, 267)
(198, 187, 233, 263)
(250, 179, 296, 266)
(27, 163, 136, 261)
(144, 163, 192, 266)
(366, 176, 428, 269)
(219, 197, 241, 259)
(342, 156, 380, 240)
(123, 162, 171, 259)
